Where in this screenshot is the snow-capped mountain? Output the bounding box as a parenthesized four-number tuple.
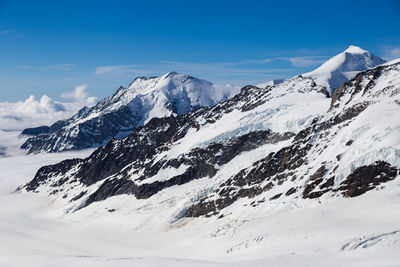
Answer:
(18, 58, 400, 223)
(303, 45, 386, 95)
(19, 46, 384, 155)
(20, 72, 236, 154)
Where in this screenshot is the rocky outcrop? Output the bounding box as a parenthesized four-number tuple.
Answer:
(21, 126, 50, 136)
(338, 161, 398, 197)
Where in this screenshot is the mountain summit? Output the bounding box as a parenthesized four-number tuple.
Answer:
(304, 45, 386, 95)
(21, 72, 236, 153)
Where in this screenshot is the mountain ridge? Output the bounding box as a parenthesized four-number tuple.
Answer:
(18, 59, 400, 222)
(20, 46, 384, 154)
(20, 72, 237, 153)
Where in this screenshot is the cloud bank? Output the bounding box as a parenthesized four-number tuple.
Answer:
(61, 85, 98, 107)
(0, 85, 98, 131)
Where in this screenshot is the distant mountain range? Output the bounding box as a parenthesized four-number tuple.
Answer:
(20, 46, 385, 154)
(18, 47, 400, 223)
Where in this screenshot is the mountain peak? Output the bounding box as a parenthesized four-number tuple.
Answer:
(344, 45, 368, 54)
(126, 72, 214, 97)
(21, 72, 236, 153)
(129, 72, 195, 89)
(163, 71, 179, 78)
(304, 46, 386, 95)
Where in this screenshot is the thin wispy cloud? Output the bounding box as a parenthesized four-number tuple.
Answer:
(95, 55, 328, 77)
(16, 64, 75, 71)
(94, 60, 296, 85)
(94, 65, 150, 76)
(243, 58, 273, 64)
(381, 46, 400, 60)
(93, 50, 333, 86)
(61, 85, 98, 107)
(277, 56, 328, 68)
(0, 30, 24, 38)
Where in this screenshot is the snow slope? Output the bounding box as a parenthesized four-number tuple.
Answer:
(303, 45, 386, 95)
(1, 142, 400, 266)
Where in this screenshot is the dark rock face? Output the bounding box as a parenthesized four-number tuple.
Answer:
(338, 161, 398, 197)
(187, 160, 399, 217)
(302, 161, 399, 200)
(302, 166, 327, 199)
(330, 63, 396, 110)
(186, 131, 311, 217)
(23, 116, 182, 191)
(20, 158, 83, 192)
(80, 130, 295, 208)
(21, 105, 141, 153)
(21, 126, 50, 136)
(23, 111, 295, 209)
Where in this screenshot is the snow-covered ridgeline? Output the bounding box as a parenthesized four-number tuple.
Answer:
(20, 72, 239, 154)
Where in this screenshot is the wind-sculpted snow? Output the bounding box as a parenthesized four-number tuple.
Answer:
(21, 72, 235, 154)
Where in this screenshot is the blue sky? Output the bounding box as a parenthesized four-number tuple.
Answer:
(0, 0, 400, 101)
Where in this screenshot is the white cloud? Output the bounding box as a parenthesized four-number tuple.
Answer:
(18, 95, 65, 113)
(95, 65, 145, 75)
(0, 86, 98, 131)
(0, 30, 10, 34)
(278, 56, 328, 68)
(61, 85, 98, 107)
(0, 95, 71, 131)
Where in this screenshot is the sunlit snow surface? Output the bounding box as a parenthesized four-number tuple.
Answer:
(1, 146, 400, 266)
